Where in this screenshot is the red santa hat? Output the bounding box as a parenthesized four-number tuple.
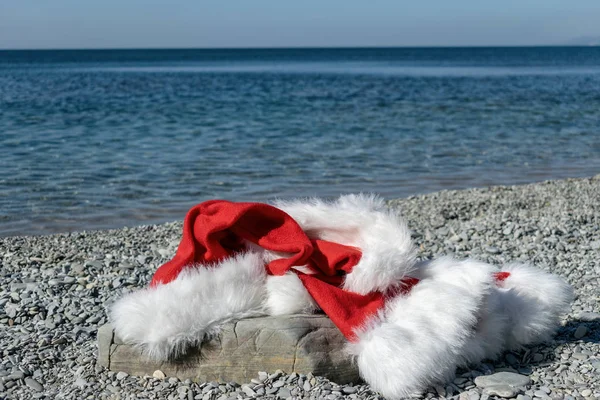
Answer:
(111, 195, 572, 399)
(149, 198, 419, 341)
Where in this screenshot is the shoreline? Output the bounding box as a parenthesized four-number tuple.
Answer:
(1, 175, 599, 399)
(3, 173, 600, 240)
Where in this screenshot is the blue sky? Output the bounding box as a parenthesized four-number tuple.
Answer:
(1, 0, 599, 49)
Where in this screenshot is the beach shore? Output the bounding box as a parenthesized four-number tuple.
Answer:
(1, 176, 599, 399)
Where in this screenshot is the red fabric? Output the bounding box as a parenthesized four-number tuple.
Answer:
(297, 273, 420, 340)
(494, 271, 511, 282)
(493, 271, 511, 287)
(150, 200, 384, 340)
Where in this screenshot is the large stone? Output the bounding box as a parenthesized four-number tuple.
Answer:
(97, 315, 359, 383)
(474, 372, 531, 389)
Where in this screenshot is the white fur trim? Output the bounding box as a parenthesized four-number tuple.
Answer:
(347, 257, 573, 398)
(347, 258, 496, 399)
(274, 194, 416, 295)
(265, 273, 319, 315)
(496, 263, 573, 349)
(110, 252, 267, 360)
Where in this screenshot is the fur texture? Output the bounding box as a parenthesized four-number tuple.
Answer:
(274, 194, 417, 294)
(496, 263, 573, 349)
(346, 257, 573, 399)
(265, 273, 319, 315)
(347, 258, 496, 399)
(110, 252, 267, 360)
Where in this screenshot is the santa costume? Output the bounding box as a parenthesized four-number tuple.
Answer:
(111, 194, 572, 399)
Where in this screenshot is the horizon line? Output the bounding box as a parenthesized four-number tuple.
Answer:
(1, 44, 598, 52)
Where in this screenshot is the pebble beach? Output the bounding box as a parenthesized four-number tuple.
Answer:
(1, 176, 599, 400)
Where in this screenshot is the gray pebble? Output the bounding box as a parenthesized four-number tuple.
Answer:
(74, 378, 87, 388)
(506, 353, 520, 366)
(272, 380, 285, 388)
(303, 381, 313, 392)
(25, 378, 43, 392)
(266, 386, 278, 395)
(241, 385, 255, 396)
(469, 392, 481, 400)
(534, 390, 550, 398)
(5, 371, 25, 381)
(484, 385, 518, 398)
(573, 325, 588, 339)
(475, 372, 531, 388)
(343, 386, 358, 394)
(106, 384, 119, 393)
(116, 371, 128, 380)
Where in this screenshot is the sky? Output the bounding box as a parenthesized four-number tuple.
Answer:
(1, 0, 600, 49)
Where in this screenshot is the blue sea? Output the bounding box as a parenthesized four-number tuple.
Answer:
(1, 47, 600, 237)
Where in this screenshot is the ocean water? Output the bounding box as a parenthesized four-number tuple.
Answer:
(1, 47, 600, 237)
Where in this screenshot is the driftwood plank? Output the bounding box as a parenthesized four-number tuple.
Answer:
(97, 315, 360, 383)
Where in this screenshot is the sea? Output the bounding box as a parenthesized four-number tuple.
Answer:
(1, 47, 600, 237)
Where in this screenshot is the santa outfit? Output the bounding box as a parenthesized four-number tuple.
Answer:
(111, 194, 572, 399)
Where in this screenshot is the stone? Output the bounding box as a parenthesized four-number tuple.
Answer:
(342, 386, 358, 394)
(24, 378, 43, 392)
(580, 389, 592, 397)
(573, 325, 588, 339)
(505, 353, 520, 366)
(116, 371, 129, 380)
(303, 380, 312, 391)
(153, 370, 166, 379)
(241, 385, 255, 396)
(266, 386, 278, 395)
(572, 353, 588, 360)
(474, 372, 531, 389)
(106, 384, 119, 393)
(74, 378, 87, 389)
(5, 371, 25, 381)
(469, 391, 481, 400)
(485, 246, 501, 254)
(272, 380, 285, 388)
(484, 385, 518, 398)
(97, 315, 359, 384)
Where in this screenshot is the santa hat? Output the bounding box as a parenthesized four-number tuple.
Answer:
(110, 195, 572, 399)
